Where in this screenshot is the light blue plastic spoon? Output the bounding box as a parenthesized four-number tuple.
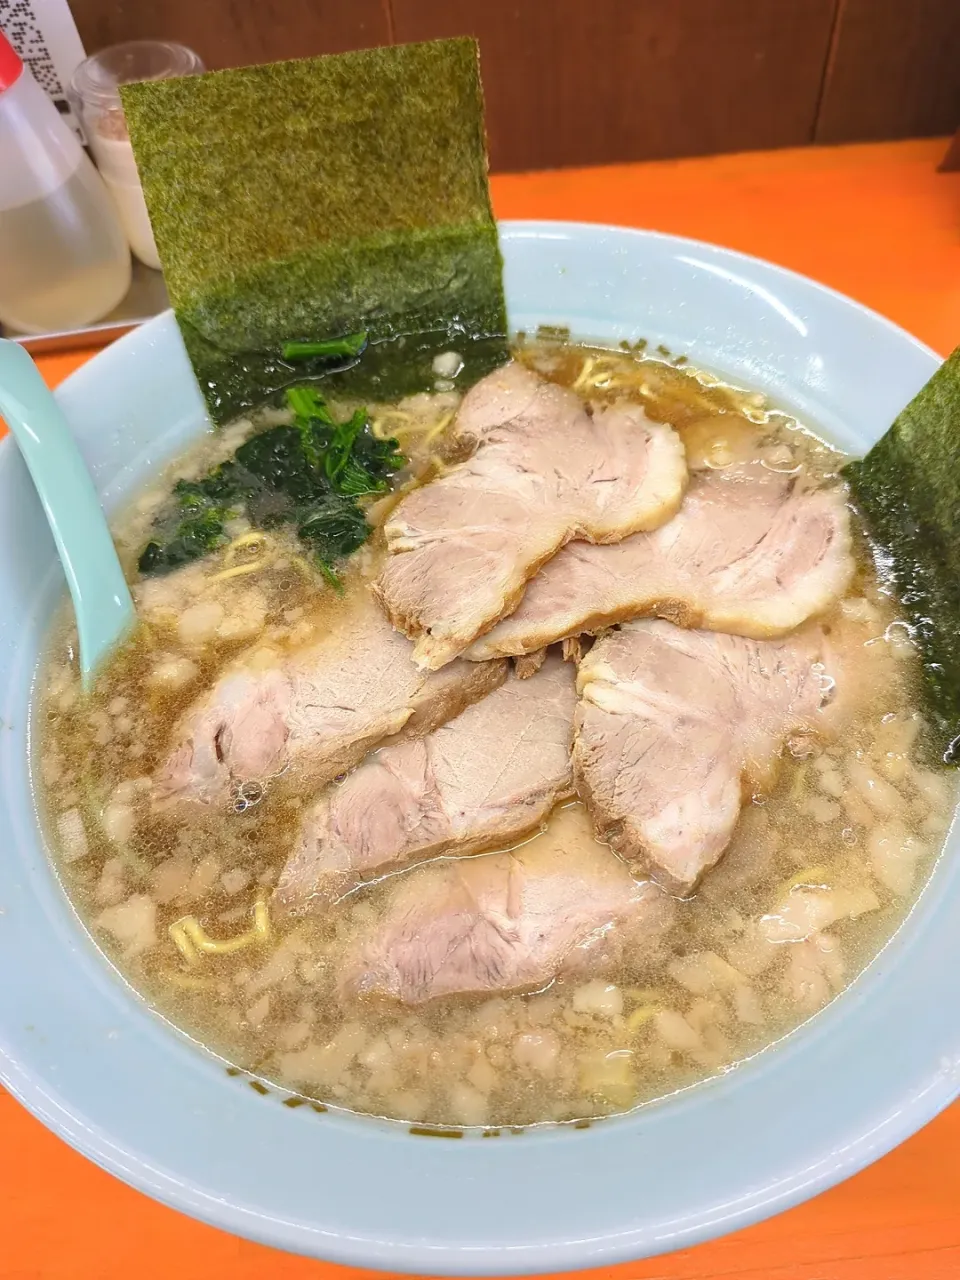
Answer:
(0, 338, 135, 689)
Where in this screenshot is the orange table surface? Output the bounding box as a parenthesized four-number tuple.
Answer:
(4, 137, 960, 1280)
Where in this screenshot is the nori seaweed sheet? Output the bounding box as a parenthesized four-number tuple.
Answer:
(121, 38, 508, 422)
(843, 346, 960, 761)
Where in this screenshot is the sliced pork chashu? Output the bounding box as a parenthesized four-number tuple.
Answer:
(376, 361, 687, 669)
(153, 594, 507, 808)
(468, 465, 853, 661)
(574, 619, 832, 895)
(274, 655, 577, 912)
(340, 808, 673, 1004)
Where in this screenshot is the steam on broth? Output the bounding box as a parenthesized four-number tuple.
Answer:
(37, 337, 955, 1129)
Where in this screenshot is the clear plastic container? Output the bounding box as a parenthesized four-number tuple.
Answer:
(69, 41, 204, 270)
(0, 30, 132, 335)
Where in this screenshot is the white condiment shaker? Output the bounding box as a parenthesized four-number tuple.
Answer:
(69, 41, 204, 270)
(0, 28, 131, 335)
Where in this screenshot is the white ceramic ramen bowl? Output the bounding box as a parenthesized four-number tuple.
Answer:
(0, 222, 954, 1276)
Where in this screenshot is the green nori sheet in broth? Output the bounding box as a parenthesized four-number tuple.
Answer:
(843, 346, 960, 761)
(120, 38, 509, 423)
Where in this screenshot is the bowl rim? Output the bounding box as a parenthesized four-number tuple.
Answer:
(0, 219, 954, 1275)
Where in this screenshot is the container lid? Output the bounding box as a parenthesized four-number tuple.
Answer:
(0, 26, 24, 93)
(70, 40, 204, 111)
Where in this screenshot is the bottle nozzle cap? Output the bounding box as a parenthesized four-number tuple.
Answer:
(0, 26, 23, 93)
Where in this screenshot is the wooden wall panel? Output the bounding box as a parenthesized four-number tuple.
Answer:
(63, 0, 959, 171)
(816, 0, 960, 143)
(390, 0, 837, 172)
(68, 0, 391, 72)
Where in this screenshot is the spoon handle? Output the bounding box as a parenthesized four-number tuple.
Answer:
(0, 339, 135, 688)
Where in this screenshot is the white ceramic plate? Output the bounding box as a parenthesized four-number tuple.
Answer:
(0, 222, 954, 1275)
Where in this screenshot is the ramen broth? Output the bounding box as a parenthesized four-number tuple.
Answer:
(36, 339, 956, 1128)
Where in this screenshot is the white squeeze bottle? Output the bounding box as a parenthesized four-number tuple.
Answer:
(0, 28, 131, 334)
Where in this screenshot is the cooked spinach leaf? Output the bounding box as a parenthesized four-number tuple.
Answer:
(138, 385, 403, 580)
(296, 498, 369, 554)
(137, 478, 237, 573)
(282, 333, 368, 361)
